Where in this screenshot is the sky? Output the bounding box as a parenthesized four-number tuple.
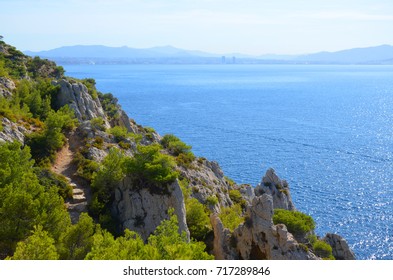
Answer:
(1, 0, 393, 55)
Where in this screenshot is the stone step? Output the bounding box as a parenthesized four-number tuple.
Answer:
(67, 201, 88, 212)
(73, 194, 87, 203)
(72, 188, 84, 195)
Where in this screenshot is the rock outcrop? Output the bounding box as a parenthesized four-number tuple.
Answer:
(0, 77, 15, 98)
(323, 233, 356, 260)
(113, 178, 189, 241)
(254, 168, 295, 210)
(212, 194, 318, 260)
(0, 118, 28, 144)
(54, 79, 110, 128)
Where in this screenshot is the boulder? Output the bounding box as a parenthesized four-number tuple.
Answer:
(323, 233, 356, 260)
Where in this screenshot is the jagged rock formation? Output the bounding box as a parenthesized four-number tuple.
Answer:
(113, 178, 189, 241)
(255, 168, 295, 210)
(212, 194, 318, 260)
(54, 79, 110, 127)
(323, 233, 356, 260)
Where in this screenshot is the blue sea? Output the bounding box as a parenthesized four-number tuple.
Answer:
(64, 64, 393, 260)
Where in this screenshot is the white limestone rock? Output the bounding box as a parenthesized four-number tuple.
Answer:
(254, 168, 295, 210)
(54, 79, 110, 128)
(323, 233, 356, 260)
(0, 117, 26, 144)
(113, 178, 189, 241)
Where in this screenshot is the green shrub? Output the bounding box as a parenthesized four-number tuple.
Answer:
(185, 198, 211, 241)
(144, 127, 156, 140)
(313, 240, 334, 260)
(127, 133, 142, 144)
(107, 126, 127, 142)
(90, 118, 106, 131)
(80, 78, 98, 99)
(229, 189, 242, 204)
(123, 144, 178, 192)
(74, 153, 100, 182)
(91, 148, 125, 211)
(10, 226, 59, 260)
(206, 195, 219, 206)
(92, 137, 104, 149)
(118, 141, 131, 150)
(161, 134, 192, 156)
(273, 209, 315, 237)
(98, 92, 119, 120)
(219, 204, 244, 232)
(35, 168, 73, 200)
(176, 152, 196, 168)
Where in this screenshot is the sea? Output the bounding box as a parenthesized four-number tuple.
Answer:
(64, 64, 393, 260)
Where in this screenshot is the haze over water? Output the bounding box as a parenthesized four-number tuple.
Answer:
(65, 64, 393, 260)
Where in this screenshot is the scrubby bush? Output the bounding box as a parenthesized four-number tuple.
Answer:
(91, 148, 125, 215)
(27, 106, 77, 163)
(74, 152, 100, 182)
(81, 78, 98, 99)
(107, 126, 128, 142)
(144, 127, 156, 140)
(313, 240, 334, 260)
(35, 168, 73, 200)
(161, 134, 191, 156)
(185, 198, 211, 241)
(273, 209, 315, 237)
(219, 204, 244, 232)
(98, 92, 119, 119)
(90, 118, 106, 131)
(175, 152, 196, 168)
(206, 195, 219, 206)
(123, 144, 178, 192)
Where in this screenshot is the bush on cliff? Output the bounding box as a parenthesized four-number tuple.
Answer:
(219, 204, 244, 232)
(161, 134, 195, 168)
(123, 144, 178, 191)
(313, 240, 334, 260)
(273, 209, 315, 237)
(185, 198, 211, 241)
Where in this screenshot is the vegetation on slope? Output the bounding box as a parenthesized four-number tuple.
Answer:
(0, 39, 213, 259)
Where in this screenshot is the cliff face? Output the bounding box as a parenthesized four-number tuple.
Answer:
(113, 178, 189, 241)
(0, 42, 356, 260)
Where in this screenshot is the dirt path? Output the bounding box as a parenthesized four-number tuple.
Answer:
(51, 131, 91, 223)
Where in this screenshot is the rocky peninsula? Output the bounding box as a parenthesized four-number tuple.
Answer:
(0, 40, 355, 260)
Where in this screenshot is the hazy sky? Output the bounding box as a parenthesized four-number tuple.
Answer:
(1, 0, 393, 55)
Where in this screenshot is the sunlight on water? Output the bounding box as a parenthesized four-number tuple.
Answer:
(64, 64, 393, 260)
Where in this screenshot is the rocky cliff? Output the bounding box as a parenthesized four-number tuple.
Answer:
(0, 41, 356, 260)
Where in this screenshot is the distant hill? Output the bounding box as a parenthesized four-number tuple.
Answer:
(296, 45, 393, 64)
(24, 45, 218, 58)
(24, 44, 393, 65)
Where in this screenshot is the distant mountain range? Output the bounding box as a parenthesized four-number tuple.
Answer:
(24, 44, 393, 65)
